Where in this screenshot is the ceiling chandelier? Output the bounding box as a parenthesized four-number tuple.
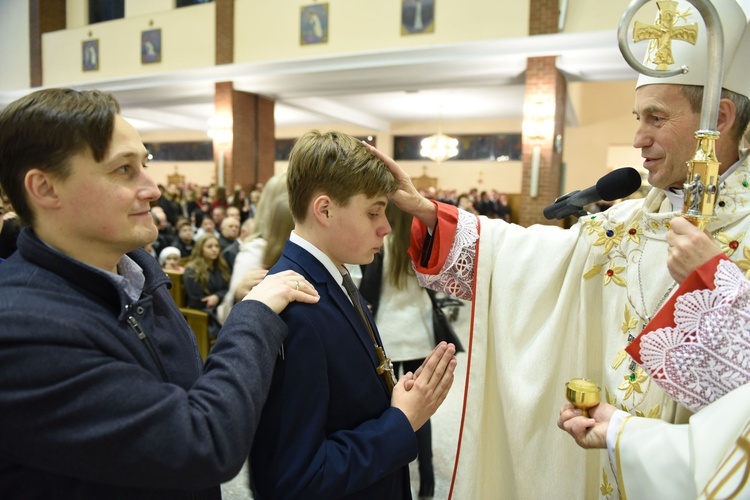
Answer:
(420, 132, 458, 163)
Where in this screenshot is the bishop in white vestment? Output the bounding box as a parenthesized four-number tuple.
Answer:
(370, 1, 750, 497)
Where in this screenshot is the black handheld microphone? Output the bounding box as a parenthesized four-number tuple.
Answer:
(543, 167, 642, 220)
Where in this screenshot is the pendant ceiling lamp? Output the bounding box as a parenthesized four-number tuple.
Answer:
(420, 103, 458, 163)
(420, 132, 458, 163)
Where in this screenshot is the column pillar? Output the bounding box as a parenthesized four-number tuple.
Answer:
(29, 0, 66, 87)
(517, 0, 567, 227)
(215, 0, 233, 65)
(212, 3, 274, 192)
(213, 82, 276, 192)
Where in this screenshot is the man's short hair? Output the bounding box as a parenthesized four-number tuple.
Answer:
(286, 130, 398, 223)
(680, 85, 750, 144)
(0, 88, 120, 226)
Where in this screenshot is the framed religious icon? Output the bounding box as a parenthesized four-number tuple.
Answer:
(401, 0, 435, 35)
(82, 39, 99, 71)
(141, 28, 162, 64)
(300, 3, 329, 45)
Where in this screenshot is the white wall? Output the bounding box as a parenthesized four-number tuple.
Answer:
(43, 2, 215, 85)
(235, 0, 530, 62)
(0, 0, 30, 91)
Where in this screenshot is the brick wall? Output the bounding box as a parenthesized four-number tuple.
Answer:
(214, 82, 276, 192)
(517, 0, 567, 227)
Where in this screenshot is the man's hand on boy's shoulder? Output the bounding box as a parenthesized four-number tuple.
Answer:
(242, 270, 319, 314)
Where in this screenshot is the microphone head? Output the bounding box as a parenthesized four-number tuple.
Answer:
(595, 167, 642, 201)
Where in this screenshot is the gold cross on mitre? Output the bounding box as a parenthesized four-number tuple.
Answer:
(633, 0, 699, 70)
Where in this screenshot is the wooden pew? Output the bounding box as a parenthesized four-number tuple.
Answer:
(164, 269, 212, 360)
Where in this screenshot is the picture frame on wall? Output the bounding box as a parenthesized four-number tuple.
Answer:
(141, 28, 162, 64)
(401, 0, 435, 35)
(300, 3, 329, 45)
(82, 39, 99, 71)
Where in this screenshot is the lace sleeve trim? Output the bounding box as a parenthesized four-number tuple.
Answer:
(639, 259, 750, 412)
(414, 209, 478, 301)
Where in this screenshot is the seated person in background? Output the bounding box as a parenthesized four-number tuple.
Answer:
(218, 216, 239, 251)
(473, 190, 497, 218)
(183, 233, 230, 337)
(190, 207, 205, 232)
(496, 192, 512, 222)
(157, 182, 183, 226)
(250, 130, 457, 499)
(222, 217, 254, 273)
(247, 189, 261, 219)
(194, 214, 219, 240)
(226, 205, 242, 222)
(150, 205, 175, 255)
(456, 192, 479, 215)
(210, 205, 226, 231)
(0, 87, 319, 498)
(172, 219, 195, 258)
(159, 245, 184, 272)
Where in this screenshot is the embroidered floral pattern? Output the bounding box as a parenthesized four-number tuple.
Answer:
(733, 246, 750, 279)
(618, 366, 648, 400)
(625, 221, 642, 245)
(584, 264, 603, 280)
(621, 305, 638, 334)
(593, 223, 625, 254)
(600, 468, 614, 496)
(604, 263, 626, 287)
(611, 350, 629, 370)
(715, 231, 746, 257)
(639, 260, 750, 412)
(583, 218, 604, 236)
(635, 405, 661, 419)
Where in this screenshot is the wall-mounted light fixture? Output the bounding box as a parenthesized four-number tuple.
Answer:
(207, 115, 233, 188)
(523, 96, 555, 198)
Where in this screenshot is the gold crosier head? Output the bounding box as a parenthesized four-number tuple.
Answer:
(633, 1, 699, 70)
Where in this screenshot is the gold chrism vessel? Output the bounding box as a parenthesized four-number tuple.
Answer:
(565, 378, 601, 417)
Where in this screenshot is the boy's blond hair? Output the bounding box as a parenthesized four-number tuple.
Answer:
(287, 130, 398, 223)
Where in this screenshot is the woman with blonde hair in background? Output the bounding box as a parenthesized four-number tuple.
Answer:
(259, 197, 295, 270)
(183, 233, 230, 337)
(217, 172, 289, 324)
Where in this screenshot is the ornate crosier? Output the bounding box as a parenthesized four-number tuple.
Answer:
(572, 0, 726, 417)
(621, 0, 726, 229)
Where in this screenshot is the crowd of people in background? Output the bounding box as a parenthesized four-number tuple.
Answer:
(0, 179, 513, 267)
(157, 181, 511, 342)
(1, 176, 512, 343)
(409, 186, 513, 221)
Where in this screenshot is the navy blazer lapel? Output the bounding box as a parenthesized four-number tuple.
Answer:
(280, 242, 379, 366)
